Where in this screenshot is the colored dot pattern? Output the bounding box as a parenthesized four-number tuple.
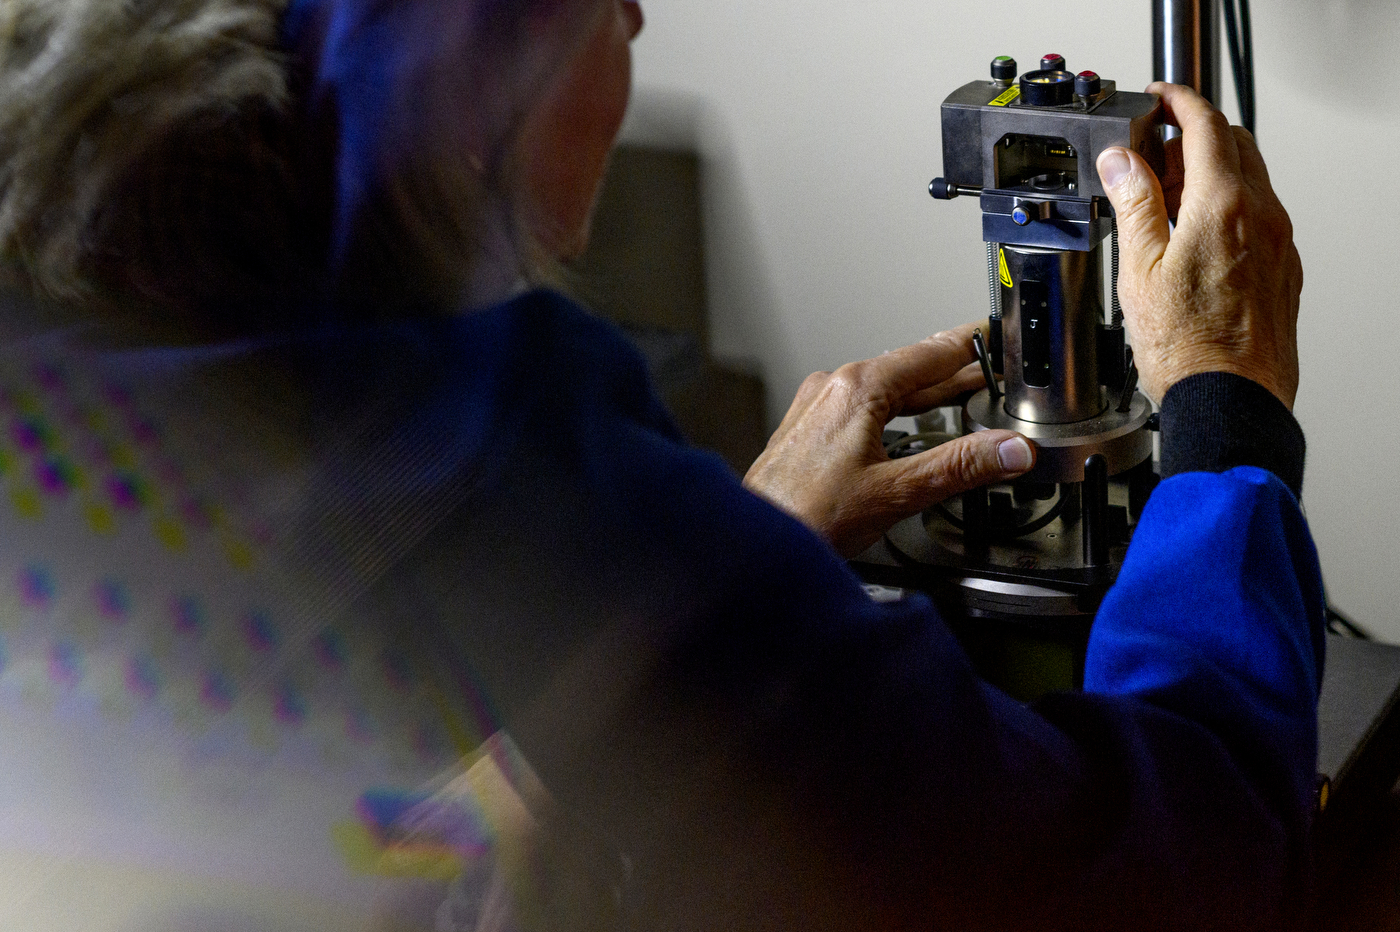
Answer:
(172, 595, 206, 638)
(95, 579, 130, 622)
(0, 340, 495, 911)
(240, 610, 279, 653)
(47, 640, 81, 688)
(0, 347, 484, 775)
(20, 565, 54, 609)
(314, 629, 347, 671)
(199, 669, 235, 714)
(124, 655, 160, 700)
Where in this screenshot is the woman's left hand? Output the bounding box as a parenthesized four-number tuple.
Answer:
(743, 322, 1036, 558)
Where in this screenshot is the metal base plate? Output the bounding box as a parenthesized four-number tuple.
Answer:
(883, 477, 1135, 619)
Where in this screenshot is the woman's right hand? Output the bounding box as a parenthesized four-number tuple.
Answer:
(1096, 83, 1303, 409)
(742, 323, 1035, 558)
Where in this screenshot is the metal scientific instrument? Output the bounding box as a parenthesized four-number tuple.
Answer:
(856, 55, 1166, 694)
(857, 4, 1263, 695)
(851, 0, 1400, 843)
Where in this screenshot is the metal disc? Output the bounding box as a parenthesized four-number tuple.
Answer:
(963, 389, 1153, 482)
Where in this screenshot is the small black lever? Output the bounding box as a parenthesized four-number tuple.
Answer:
(929, 177, 982, 200)
(973, 328, 1001, 399)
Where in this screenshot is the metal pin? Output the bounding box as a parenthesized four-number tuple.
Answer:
(973, 329, 1001, 399)
(1116, 347, 1138, 413)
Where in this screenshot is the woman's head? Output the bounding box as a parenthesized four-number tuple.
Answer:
(0, 0, 642, 330)
(286, 0, 642, 310)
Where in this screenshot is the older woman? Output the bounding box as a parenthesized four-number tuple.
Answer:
(0, 0, 1316, 930)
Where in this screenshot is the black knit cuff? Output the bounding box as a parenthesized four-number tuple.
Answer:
(1159, 372, 1306, 499)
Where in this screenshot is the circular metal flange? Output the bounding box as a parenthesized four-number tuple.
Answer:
(954, 576, 1085, 617)
(963, 389, 1153, 483)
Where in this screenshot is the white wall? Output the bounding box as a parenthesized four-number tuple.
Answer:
(622, 0, 1400, 643)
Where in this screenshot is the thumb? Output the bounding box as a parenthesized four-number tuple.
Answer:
(1097, 147, 1170, 282)
(885, 431, 1035, 509)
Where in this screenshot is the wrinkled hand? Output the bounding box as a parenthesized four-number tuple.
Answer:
(743, 323, 1035, 558)
(1097, 82, 1303, 408)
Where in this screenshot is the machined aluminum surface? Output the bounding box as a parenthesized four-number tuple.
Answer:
(953, 577, 1084, 617)
(963, 388, 1153, 483)
(999, 244, 1106, 424)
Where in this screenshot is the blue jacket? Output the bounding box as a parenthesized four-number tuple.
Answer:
(255, 288, 1321, 930)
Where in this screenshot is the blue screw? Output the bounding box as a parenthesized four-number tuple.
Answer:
(1012, 206, 1032, 226)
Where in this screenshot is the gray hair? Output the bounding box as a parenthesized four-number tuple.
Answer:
(0, 0, 289, 308)
(0, 0, 605, 327)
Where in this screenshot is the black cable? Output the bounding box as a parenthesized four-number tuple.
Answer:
(1222, 0, 1243, 112)
(1240, 0, 1255, 131)
(1221, 0, 1256, 136)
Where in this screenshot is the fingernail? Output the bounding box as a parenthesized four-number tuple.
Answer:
(1097, 148, 1132, 189)
(997, 437, 1033, 472)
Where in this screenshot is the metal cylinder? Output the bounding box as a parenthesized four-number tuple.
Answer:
(1153, 0, 1222, 107)
(999, 245, 1106, 425)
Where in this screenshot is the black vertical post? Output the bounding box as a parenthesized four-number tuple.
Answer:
(963, 487, 990, 556)
(1082, 454, 1110, 567)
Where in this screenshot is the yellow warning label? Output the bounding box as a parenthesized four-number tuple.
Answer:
(988, 86, 1021, 107)
(998, 249, 1013, 288)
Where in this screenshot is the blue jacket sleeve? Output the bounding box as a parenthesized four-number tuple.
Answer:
(1071, 467, 1326, 927)
(1061, 372, 1325, 929)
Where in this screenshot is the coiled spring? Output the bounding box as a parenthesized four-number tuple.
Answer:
(987, 241, 1002, 320)
(1110, 221, 1123, 328)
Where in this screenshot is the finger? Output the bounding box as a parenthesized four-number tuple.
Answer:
(874, 430, 1035, 513)
(849, 323, 982, 406)
(1098, 146, 1171, 282)
(1230, 125, 1273, 193)
(1160, 135, 1184, 218)
(1145, 82, 1243, 195)
(899, 360, 985, 415)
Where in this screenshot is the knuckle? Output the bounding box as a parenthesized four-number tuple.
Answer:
(1116, 193, 1155, 231)
(827, 360, 900, 420)
(1203, 107, 1232, 136)
(1215, 178, 1251, 211)
(828, 362, 869, 397)
(923, 328, 967, 356)
(793, 371, 830, 406)
(1218, 194, 1295, 261)
(1110, 171, 1151, 209)
(1194, 184, 1251, 239)
(945, 438, 990, 487)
